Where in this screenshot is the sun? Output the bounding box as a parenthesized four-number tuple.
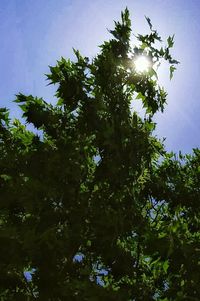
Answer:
(134, 56, 151, 73)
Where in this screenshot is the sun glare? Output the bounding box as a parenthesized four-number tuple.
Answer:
(134, 56, 150, 73)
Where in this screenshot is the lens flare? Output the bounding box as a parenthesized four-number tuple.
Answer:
(134, 56, 150, 73)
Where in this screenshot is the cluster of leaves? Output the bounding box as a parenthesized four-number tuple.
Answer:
(0, 8, 199, 301)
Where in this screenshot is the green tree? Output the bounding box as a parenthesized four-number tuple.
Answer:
(0, 8, 199, 301)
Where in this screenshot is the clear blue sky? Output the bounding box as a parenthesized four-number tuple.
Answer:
(0, 0, 200, 154)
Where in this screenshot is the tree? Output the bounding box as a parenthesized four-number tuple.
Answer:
(0, 8, 199, 301)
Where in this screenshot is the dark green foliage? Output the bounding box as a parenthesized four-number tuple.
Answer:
(0, 9, 199, 301)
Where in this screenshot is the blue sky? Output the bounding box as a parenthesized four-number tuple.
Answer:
(0, 0, 200, 154)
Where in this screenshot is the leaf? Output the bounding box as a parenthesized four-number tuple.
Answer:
(14, 93, 27, 103)
(140, 42, 148, 50)
(136, 92, 145, 101)
(0, 174, 12, 181)
(163, 260, 169, 273)
(0, 108, 10, 126)
(169, 59, 179, 65)
(167, 35, 174, 48)
(149, 68, 158, 79)
(145, 122, 155, 131)
(145, 16, 153, 31)
(57, 98, 64, 106)
(159, 47, 165, 56)
(19, 104, 27, 113)
(181, 279, 185, 287)
(170, 65, 176, 80)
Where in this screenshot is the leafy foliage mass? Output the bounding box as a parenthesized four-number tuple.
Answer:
(0, 8, 199, 301)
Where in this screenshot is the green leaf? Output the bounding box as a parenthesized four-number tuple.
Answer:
(140, 42, 149, 50)
(149, 68, 158, 79)
(0, 108, 10, 126)
(167, 35, 174, 48)
(181, 279, 185, 287)
(163, 260, 169, 273)
(170, 65, 176, 80)
(136, 92, 145, 101)
(57, 98, 64, 106)
(0, 174, 12, 181)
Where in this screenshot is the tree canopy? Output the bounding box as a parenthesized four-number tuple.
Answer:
(0, 8, 199, 301)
